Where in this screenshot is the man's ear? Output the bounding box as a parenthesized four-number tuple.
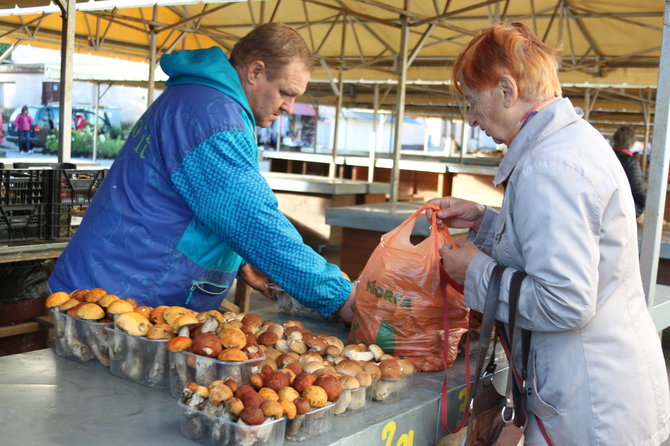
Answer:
(245, 60, 266, 85)
(499, 74, 519, 108)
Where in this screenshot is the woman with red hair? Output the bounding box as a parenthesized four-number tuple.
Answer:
(429, 22, 669, 445)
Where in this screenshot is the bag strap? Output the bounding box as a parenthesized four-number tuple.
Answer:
(472, 264, 506, 395)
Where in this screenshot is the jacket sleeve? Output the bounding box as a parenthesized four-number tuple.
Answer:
(170, 129, 351, 317)
(465, 160, 601, 332)
(622, 157, 647, 217)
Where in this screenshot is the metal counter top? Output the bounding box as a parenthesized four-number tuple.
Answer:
(262, 172, 389, 195)
(325, 201, 468, 237)
(0, 309, 471, 446)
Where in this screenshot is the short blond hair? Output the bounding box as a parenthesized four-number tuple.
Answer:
(452, 22, 561, 101)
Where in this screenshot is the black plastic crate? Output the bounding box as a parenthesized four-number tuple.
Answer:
(45, 169, 107, 239)
(0, 169, 49, 206)
(0, 204, 46, 242)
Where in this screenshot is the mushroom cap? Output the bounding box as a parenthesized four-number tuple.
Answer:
(368, 344, 384, 361)
(363, 362, 382, 380)
(259, 387, 280, 402)
(277, 386, 300, 402)
(336, 359, 363, 377)
(75, 302, 105, 320)
(225, 397, 244, 418)
(218, 327, 247, 349)
(69, 289, 88, 301)
(208, 383, 233, 405)
(196, 309, 225, 325)
(162, 306, 192, 327)
(302, 385, 328, 408)
(379, 358, 403, 379)
(261, 400, 284, 419)
(97, 294, 120, 308)
(115, 311, 152, 337)
(106, 299, 134, 316)
(314, 374, 343, 401)
(355, 371, 373, 387)
(146, 323, 175, 340)
(302, 361, 325, 374)
(84, 288, 107, 303)
(149, 305, 169, 324)
(298, 351, 323, 364)
(239, 407, 265, 425)
(46, 292, 70, 308)
(279, 398, 297, 420)
(217, 348, 249, 362)
(241, 313, 263, 329)
(167, 336, 192, 352)
(123, 297, 138, 307)
(398, 359, 416, 375)
(134, 305, 153, 319)
(339, 375, 361, 390)
(171, 313, 199, 332)
(58, 298, 82, 312)
(191, 332, 222, 358)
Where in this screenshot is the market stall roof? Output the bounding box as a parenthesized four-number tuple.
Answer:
(0, 0, 663, 136)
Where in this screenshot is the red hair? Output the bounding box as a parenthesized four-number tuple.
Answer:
(452, 22, 561, 101)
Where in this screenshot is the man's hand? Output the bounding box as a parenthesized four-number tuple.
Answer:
(439, 239, 482, 285)
(336, 285, 356, 323)
(238, 264, 273, 299)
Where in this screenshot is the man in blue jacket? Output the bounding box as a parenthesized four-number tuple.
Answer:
(49, 23, 355, 320)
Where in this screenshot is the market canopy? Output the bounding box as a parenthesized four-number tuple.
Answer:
(0, 0, 663, 136)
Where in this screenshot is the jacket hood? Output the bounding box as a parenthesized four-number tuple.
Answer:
(160, 47, 255, 126)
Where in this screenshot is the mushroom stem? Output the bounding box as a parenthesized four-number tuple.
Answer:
(147, 346, 167, 386)
(64, 317, 93, 361)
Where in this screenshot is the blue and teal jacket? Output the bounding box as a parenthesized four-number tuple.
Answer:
(48, 47, 352, 315)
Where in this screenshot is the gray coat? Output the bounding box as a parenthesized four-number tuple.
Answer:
(465, 98, 670, 445)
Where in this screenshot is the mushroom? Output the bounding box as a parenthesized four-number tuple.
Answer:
(302, 385, 328, 408)
(113, 312, 152, 380)
(261, 400, 283, 419)
(335, 375, 360, 414)
(336, 359, 363, 377)
(45, 291, 70, 309)
(314, 374, 343, 402)
(77, 303, 110, 367)
(279, 398, 297, 420)
(259, 387, 280, 402)
(171, 314, 200, 337)
(305, 336, 328, 354)
(218, 327, 247, 349)
(145, 323, 174, 386)
(217, 348, 248, 362)
(106, 299, 134, 320)
(96, 293, 120, 309)
(368, 344, 385, 362)
(69, 289, 88, 301)
(163, 306, 192, 327)
(84, 288, 107, 303)
(191, 332, 222, 358)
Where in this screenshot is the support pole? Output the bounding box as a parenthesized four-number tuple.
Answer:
(329, 17, 346, 179)
(147, 28, 157, 107)
(389, 14, 409, 203)
(640, 0, 670, 306)
(368, 84, 380, 183)
(92, 82, 100, 162)
(57, 0, 76, 164)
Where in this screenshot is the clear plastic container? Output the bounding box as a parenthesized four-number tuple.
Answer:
(169, 350, 265, 398)
(334, 385, 371, 416)
(52, 308, 112, 367)
(108, 327, 169, 388)
(371, 373, 417, 404)
(178, 400, 286, 446)
(268, 284, 324, 321)
(285, 403, 335, 442)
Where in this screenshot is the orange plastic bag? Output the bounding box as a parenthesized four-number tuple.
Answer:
(349, 203, 469, 372)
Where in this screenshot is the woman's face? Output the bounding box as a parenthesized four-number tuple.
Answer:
(462, 84, 513, 145)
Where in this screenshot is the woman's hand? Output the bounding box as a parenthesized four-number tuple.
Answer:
(439, 239, 482, 285)
(238, 264, 273, 298)
(427, 197, 486, 230)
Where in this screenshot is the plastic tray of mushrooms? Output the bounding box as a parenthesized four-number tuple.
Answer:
(46, 289, 117, 367)
(178, 384, 287, 446)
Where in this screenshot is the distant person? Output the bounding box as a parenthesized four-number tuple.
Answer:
(14, 105, 32, 153)
(612, 125, 646, 217)
(74, 113, 86, 130)
(48, 23, 355, 321)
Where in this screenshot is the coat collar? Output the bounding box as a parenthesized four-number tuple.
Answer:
(494, 97, 583, 187)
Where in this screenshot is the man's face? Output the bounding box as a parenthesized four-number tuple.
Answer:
(245, 60, 310, 128)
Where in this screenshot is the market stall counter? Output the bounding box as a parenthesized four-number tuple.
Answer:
(0, 309, 473, 446)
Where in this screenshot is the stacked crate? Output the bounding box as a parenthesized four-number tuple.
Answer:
(45, 169, 107, 239)
(0, 169, 49, 242)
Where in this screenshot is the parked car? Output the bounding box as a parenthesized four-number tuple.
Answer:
(6, 104, 113, 148)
